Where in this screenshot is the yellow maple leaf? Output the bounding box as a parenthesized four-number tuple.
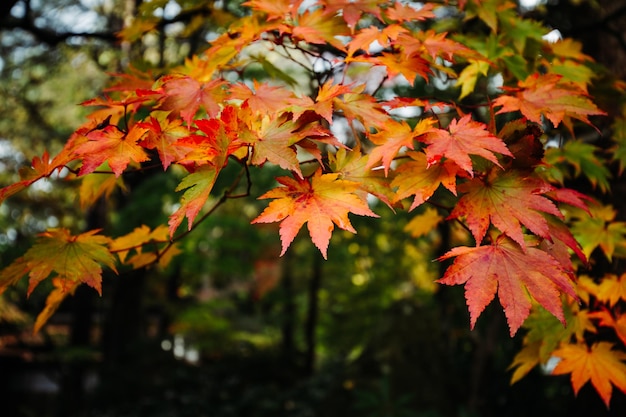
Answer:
(0, 228, 117, 296)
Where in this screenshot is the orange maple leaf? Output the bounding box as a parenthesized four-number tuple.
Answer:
(391, 151, 459, 210)
(347, 25, 406, 56)
(289, 9, 349, 51)
(367, 52, 432, 86)
(252, 169, 379, 259)
(333, 85, 389, 129)
(241, 112, 307, 177)
(384, 2, 435, 23)
(552, 342, 626, 407)
(421, 115, 512, 175)
(243, 0, 300, 20)
(588, 310, 626, 346)
(493, 73, 606, 130)
(230, 80, 306, 116)
(0, 148, 73, 205)
(311, 80, 352, 124)
(438, 235, 577, 336)
(449, 170, 563, 248)
(75, 124, 149, 177)
(367, 118, 436, 175)
(418, 30, 482, 62)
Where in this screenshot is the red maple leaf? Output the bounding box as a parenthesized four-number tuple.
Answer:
(421, 114, 512, 176)
(449, 170, 563, 248)
(317, 0, 384, 29)
(138, 115, 191, 170)
(493, 73, 606, 129)
(252, 169, 379, 259)
(438, 235, 577, 336)
(75, 124, 150, 177)
(157, 75, 228, 126)
(168, 106, 245, 235)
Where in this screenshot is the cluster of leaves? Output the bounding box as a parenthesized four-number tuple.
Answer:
(1, 0, 625, 407)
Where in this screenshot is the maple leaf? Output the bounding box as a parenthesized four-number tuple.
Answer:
(610, 116, 626, 175)
(593, 274, 626, 307)
(174, 107, 245, 169)
(366, 118, 436, 175)
(552, 342, 626, 407)
(241, 112, 306, 177)
(391, 151, 459, 210)
(328, 145, 394, 206)
(75, 124, 150, 177)
(541, 215, 587, 271)
(0, 229, 117, 296)
(404, 206, 444, 238)
(571, 204, 626, 261)
(157, 75, 228, 126)
(333, 85, 389, 129)
(0, 149, 73, 205)
(138, 114, 191, 169)
(509, 341, 542, 384)
(289, 9, 349, 52)
(309, 80, 352, 124)
(493, 73, 606, 130)
(34, 278, 80, 333)
(319, 0, 383, 29)
(251, 169, 379, 259)
(421, 115, 512, 176)
(384, 2, 435, 23)
(347, 25, 406, 56)
(367, 52, 432, 86)
(589, 310, 626, 346)
(449, 170, 563, 248)
(79, 163, 126, 209)
(418, 30, 482, 62)
(545, 140, 611, 193)
(438, 235, 577, 336)
(109, 225, 169, 264)
(242, 0, 299, 21)
(168, 164, 220, 236)
(229, 80, 305, 116)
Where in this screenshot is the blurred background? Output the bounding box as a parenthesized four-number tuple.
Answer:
(1, 1, 626, 416)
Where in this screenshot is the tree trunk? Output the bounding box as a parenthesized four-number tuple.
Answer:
(304, 255, 322, 376)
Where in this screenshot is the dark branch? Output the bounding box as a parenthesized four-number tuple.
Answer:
(0, 2, 214, 47)
(0, 15, 118, 45)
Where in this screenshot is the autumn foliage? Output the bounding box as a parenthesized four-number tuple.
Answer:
(2, 0, 626, 408)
